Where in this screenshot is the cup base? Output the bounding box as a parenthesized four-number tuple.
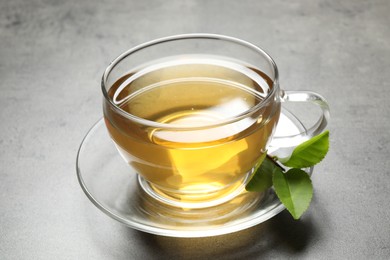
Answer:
(137, 172, 252, 209)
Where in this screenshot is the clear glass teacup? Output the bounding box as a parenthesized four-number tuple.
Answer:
(102, 34, 329, 209)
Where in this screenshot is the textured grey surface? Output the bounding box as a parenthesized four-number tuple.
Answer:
(1, 0, 390, 259)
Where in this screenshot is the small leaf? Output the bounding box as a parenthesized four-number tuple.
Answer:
(281, 130, 329, 168)
(245, 152, 270, 192)
(245, 155, 285, 192)
(273, 168, 313, 219)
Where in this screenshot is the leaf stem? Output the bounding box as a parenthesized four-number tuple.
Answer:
(266, 154, 285, 172)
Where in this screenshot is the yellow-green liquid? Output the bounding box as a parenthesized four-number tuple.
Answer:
(104, 57, 280, 203)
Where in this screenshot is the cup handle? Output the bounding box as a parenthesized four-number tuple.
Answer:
(269, 90, 330, 150)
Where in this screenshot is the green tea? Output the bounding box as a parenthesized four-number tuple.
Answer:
(104, 57, 280, 202)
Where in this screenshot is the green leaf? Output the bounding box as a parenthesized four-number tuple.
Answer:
(281, 130, 330, 168)
(273, 168, 313, 220)
(245, 152, 270, 192)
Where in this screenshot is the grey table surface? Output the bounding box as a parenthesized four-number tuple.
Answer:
(1, 0, 390, 259)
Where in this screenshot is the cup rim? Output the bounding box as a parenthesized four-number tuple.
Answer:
(101, 33, 279, 130)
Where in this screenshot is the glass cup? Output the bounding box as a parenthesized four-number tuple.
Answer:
(101, 34, 329, 209)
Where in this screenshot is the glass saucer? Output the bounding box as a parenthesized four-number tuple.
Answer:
(76, 109, 311, 238)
